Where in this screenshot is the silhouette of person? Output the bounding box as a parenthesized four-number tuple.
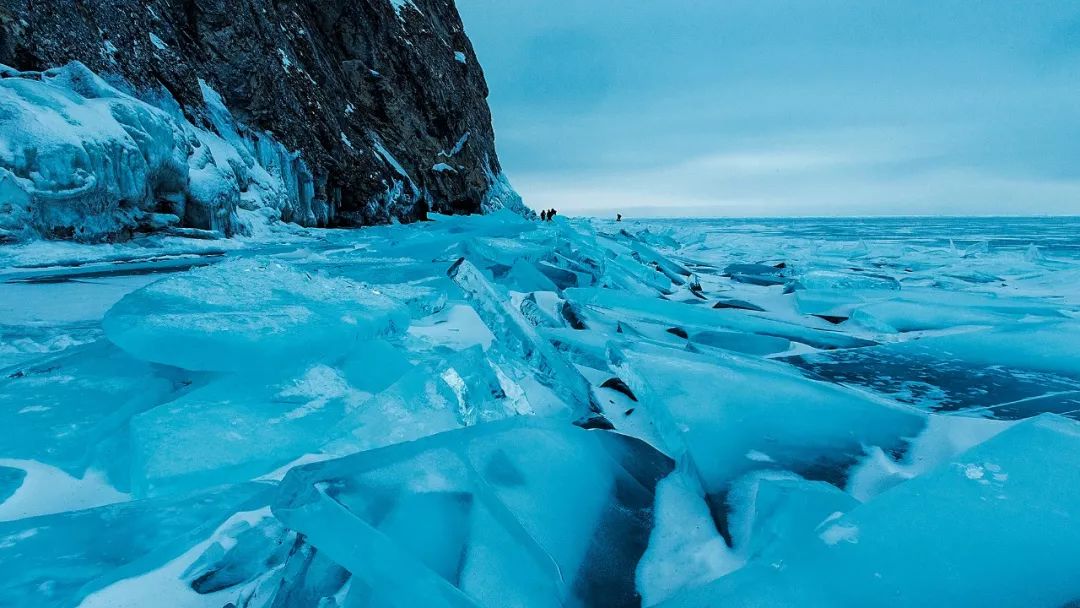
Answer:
(540, 210, 547, 221)
(617, 213, 622, 222)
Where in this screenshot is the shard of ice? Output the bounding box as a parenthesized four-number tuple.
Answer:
(660, 414, 1080, 608)
(611, 342, 926, 500)
(0, 340, 191, 491)
(273, 419, 674, 608)
(565, 287, 875, 350)
(448, 258, 598, 419)
(326, 345, 539, 456)
(0, 482, 272, 607)
(130, 363, 371, 497)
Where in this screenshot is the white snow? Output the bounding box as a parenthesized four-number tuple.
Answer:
(277, 48, 292, 69)
(440, 131, 471, 157)
(148, 33, 168, 50)
(637, 468, 743, 605)
(0, 459, 129, 522)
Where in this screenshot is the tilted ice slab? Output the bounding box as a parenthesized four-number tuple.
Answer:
(0, 482, 271, 608)
(790, 284, 1066, 332)
(637, 470, 860, 606)
(725, 472, 859, 564)
(635, 468, 743, 607)
(129, 339, 538, 498)
(449, 258, 598, 420)
(611, 343, 925, 499)
(130, 363, 373, 498)
(104, 258, 409, 371)
(0, 340, 192, 491)
(325, 344, 539, 456)
(273, 419, 674, 608)
(565, 287, 875, 350)
(661, 414, 1080, 608)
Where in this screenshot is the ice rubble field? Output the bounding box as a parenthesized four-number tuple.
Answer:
(1, 214, 1079, 607)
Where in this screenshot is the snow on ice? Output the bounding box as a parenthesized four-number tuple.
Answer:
(1, 213, 1080, 606)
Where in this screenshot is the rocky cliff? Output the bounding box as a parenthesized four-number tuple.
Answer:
(0, 0, 526, 241)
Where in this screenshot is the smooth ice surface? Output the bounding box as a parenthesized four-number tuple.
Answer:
(104, 258, 409, 371)
(130, 364, 370, 497)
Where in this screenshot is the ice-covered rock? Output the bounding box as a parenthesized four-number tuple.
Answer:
(4, 0, 522, 231)
(0, 63, 188, 240)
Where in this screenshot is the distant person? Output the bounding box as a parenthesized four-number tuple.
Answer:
(549, 208, 557, 220)
(540, 210, 547, 221)
(617, 213, 622, 222)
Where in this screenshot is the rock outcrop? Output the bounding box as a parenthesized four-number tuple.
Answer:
(0, 0, 526, 241)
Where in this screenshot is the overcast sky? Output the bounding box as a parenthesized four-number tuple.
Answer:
(456, 0, 1080, 216)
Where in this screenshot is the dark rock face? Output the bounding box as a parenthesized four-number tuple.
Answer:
(0, 0, 514, 226)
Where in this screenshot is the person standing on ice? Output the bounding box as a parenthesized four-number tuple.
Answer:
(617, 213, 623, 221)
(540, 210, 548, 221)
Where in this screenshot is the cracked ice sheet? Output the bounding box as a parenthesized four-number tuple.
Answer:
(659, 414, 1080, 608)
(785, 322, 1080, 418)
(0, 275, 161, 368)
(273, 418, 674, 607)
(1, 214, 1078, 605)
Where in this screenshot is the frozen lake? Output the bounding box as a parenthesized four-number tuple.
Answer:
(1, 214, 1078, 607)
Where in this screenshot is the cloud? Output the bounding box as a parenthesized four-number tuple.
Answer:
(461, 0, 1080, 215)
(510, 127, 1080, 216)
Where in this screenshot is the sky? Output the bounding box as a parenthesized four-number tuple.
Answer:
(456, 0, 1080, 216)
